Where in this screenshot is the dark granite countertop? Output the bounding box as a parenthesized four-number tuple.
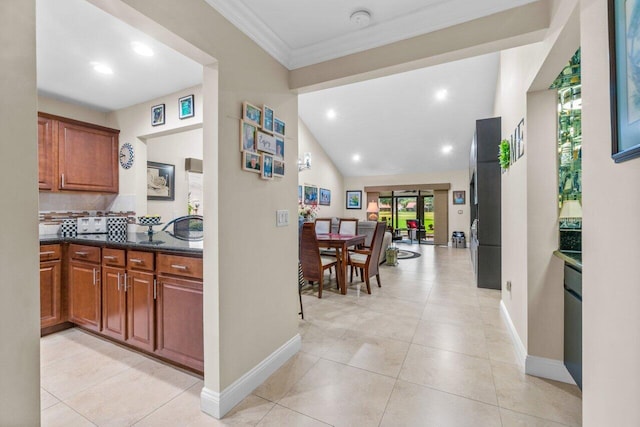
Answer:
(40, 232, 203, 255)
(553, 250, 582, 271)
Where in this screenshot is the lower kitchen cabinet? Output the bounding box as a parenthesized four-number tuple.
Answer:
(126, 270, 155, 352)
(156, 275, 203, 372)
(68, 244, 102, 332)
(102, 266, 126, 340)
(40, 244, 62, 328)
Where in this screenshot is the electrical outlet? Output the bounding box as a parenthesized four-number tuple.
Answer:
(276, 209, 289, 227)
(506, 280, 512, 291)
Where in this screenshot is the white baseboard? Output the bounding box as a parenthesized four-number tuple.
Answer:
(200, 333, 301, 419)
(525, 355, 576, 385)
(499, 300, 527, 367)
(499, 301, 576, 385)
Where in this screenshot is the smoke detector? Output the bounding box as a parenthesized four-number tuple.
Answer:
(350, 10, 371, 28)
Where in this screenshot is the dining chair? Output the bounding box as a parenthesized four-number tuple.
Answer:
(338, 218, 358, 235)
(314, 218, 332, 234)
(348, 222, 386, 294)
(299, 222, 338, 298)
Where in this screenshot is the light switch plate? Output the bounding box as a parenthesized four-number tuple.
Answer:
(276, 209, 289, 227)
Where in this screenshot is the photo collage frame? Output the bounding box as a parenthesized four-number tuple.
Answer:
(240, 101, 286, 179)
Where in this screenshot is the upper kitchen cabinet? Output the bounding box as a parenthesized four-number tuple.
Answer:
(38, 113, 120, 193)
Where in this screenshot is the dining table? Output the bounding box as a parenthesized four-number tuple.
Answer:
(316, 233, 366, 295)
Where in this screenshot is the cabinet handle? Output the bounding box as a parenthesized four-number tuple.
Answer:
(92, 268, 96, 285)
(117, 272, 121, 291)
(103, 255, 117, 260)
(124, 273, 128, 292)
(170, 264, 188, 270)
(61, 173, 65, 188)
(40, 251, 55, 256)
(130, 258, 143, 264)
(75, 251, 89, 257)
(153, 278, 157, 300)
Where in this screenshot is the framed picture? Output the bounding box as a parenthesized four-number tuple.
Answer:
(262, 104, 274, 133)
(453, 190, 466, 205)
(319, 188, 331, 206)
(240, 121, 256, 152)
(242, 101, 262, 126)
(274, 117, 286, 136)
(346, 190, 362, 209)
(609, 0, 640, 162)
(242, 151, 261, 173)
(151, 104, 165, 126)
(261, 154, 274, 180)
(304, 185, 318, 205)
(257, 131, 276, 154)
(273, 159, 285, 177)
(275, 136, 285, 159)
(179, 94, 194, 119)
(298, 185, 302, 203)
(147, 161, 175, 200)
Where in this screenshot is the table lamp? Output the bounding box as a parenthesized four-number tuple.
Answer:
(367, 201, 379, 221)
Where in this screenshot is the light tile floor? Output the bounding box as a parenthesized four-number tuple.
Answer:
(41, 244, 582, 426)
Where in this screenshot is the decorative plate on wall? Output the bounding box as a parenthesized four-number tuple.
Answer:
(119, 142, 134, 169)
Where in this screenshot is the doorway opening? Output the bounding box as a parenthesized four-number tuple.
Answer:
(379, 190, 435, 244)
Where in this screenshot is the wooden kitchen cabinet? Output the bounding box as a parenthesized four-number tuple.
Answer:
(40, 244, 62, 328)
(68, 244, 101, 332)
(38, 113, 119, 193)
(125, 251, 155, 352)
(156, 253, 203, 372)
(101, 249, 126, 340)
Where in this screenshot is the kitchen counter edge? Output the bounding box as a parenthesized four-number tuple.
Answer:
(39, 233, 202, 256)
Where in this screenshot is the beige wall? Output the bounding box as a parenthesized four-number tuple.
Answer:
(38, 95, 112, 127)
(0, 0, 40, 425)
(344, 170, 470, 237)
(298, 119, 344, 218)
(581, 0, 640, 424)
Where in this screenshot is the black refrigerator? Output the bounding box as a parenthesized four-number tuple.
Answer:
(469, 117, 502, 289)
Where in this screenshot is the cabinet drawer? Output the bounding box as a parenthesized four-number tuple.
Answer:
(40, 244, 61, 262)
(102, 248, 125, 267)
(127, 251, 154, 271)
(157, 254, 202, 279)
(69, 244, 101, 263)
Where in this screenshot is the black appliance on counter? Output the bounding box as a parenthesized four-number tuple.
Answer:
(469, 117, 502, 289)
(563, 263, 582, 389)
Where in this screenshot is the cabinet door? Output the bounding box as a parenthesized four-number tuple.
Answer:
(126, 271, 155, 352)
(38, 116, 56, 190)
(68, 261, 101, 332)
(40, 260, 62, 328)
(58, 120, 119, 193)
(102, 266, 126, 340)
(156, 275, 203, 372)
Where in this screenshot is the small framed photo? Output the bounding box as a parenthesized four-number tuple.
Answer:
(178, 94, 194, 119)
(274, 117, 286, 136)
(257, 131, 276, 154)
(147, 161, 175, 200)
(151, 104, 165, 126)
(298, 185, 302, 203)
(261, 154, 274, 180)
(346, 190, 362, 209)
(304, 185, 318, 205)
(275, 137, 285, 159)
(242, 151, 261, 173)
(242, 101, 262, 126)
(262, 105, 274, 133)
(319, 188, 331, 206)
(273, 159, 285, 177)
(453, 190, 466, 205)
(240, 121, 257, 152)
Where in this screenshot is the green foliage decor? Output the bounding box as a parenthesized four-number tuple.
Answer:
(499, 139, 511, 169)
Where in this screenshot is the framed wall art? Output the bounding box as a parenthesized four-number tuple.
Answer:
(273, 159, 285, 177)
(151, 104, 165, 126)
(609, 0, 640, 162)
(240, 121, 257, 152)
(261, 154, 274, 180)
(298, 185, 303, 203)
(274, 117, 286, 136)
(179, 94, 194, 119)
(319, 188, 331, 206)
(242, 151, 261, 173)
(242, 101, 262, 126)
(304, 185, 318, 205)
(262, 104, 274, 133)
(453, 190, 466, 205)
(147, 161, 175, 200)
(275, 136, 285, 159)
(257, 131, 276, 154)
(346, 190, 362, 209)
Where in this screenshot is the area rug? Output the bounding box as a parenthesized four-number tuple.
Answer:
(397, 249, 421, 260)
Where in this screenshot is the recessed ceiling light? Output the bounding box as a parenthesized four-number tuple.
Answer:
(326, 109, 337, 120)
(352, 154, 361, 162)
(131, 41, 154, 57)
(91, 62, 113, 75)
(442, 145, 453, 154)
(435, 89, 448, 101)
